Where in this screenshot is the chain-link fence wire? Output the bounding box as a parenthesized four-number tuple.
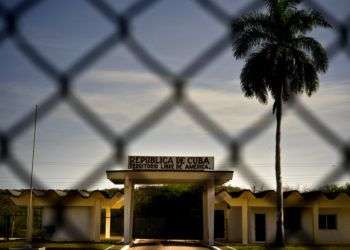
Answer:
(0, 0, 349, 246)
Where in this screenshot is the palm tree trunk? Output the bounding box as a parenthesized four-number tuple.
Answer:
(275, 92, 285, 246)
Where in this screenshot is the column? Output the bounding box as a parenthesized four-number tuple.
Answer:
(93, 200, 101, 241)
(313, 203, 319, 244)
(242, 200, 248, 244)
(225, 208, 230, 241)
(202, 186, 208, 242)
(203, 178, 215, 245)
(105, 208, 111, 239)
(26, 205, 33, 241)
(124, 176, 134, 244)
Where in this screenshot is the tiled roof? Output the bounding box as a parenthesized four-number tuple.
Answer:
(0, 189, 123, 199)
(2, 188, 350, 200)
(219, 189, 350, 200)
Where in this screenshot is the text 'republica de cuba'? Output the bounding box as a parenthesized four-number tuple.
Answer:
(128, 156, 214, 170)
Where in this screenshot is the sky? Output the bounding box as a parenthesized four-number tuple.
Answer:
(0, 0, 350, 190)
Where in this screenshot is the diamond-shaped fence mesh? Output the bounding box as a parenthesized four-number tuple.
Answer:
(0, 0, 349, 246)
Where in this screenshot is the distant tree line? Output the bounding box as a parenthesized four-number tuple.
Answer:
(320, 183, 350, 194)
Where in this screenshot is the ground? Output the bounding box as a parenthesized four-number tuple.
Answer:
(2, 242, 350, 250)
(222, 246, 350, 250)
(0, 241, 124, 250)
(130, 246, 207, 249)
(128, 239, 208, 249)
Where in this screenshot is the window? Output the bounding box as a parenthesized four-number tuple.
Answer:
(285, 208, 301, 232)
(319, 214, 337, 230)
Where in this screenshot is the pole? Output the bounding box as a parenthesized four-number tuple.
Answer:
(27, 105, 38, 241)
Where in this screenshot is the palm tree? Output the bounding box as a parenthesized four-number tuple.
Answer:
(231, 0, 331, 245)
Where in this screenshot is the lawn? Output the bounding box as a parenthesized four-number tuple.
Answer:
(222, 245, 350, 250)
(0, 241, 125, 250)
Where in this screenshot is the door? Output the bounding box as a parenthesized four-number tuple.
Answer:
(214, 210, 225, 239)
(255, 213, 266, 242)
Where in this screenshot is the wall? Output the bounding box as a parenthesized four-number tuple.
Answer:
(285, 207, 313, 244)
(248, 207, 276, 243)
(225, 206, 314, 244)
(42, 206, 92, 241)
(226, 207, 242, 242)
(317, 208, 350, 244)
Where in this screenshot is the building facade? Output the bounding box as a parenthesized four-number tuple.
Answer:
(2, 188, 350, 244)
(216, 189, 350, 244)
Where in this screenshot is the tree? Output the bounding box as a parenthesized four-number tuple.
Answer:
(231, 0, 331, 245)
(321, 183, 350, 194)
(0, 194, 18, 240)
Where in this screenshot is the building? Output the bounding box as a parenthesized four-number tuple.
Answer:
(2, 187, 350, 244)
(216, 189, 350, 244)
(1, 189, 123, 241)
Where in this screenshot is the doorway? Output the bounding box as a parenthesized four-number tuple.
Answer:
(254, 213, 266, 242)
(133, 185, 203, 239)
(214, 210, 225, 239)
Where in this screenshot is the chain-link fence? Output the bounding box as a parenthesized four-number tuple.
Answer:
(0, 0, 349, 247)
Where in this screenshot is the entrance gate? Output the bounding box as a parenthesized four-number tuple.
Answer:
(106, 156, 233, 246)
(134, 214, 203, 239)
(132, 186, 203, 239)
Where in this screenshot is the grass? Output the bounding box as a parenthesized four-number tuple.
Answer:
(0, 241, 125, 250)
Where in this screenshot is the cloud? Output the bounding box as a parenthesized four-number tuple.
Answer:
(76, 72, 350, 140)
(81, 69, 164, 85)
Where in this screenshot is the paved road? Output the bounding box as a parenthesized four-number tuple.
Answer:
(130, 246, 209, 250)
(126, 240, 211, 250)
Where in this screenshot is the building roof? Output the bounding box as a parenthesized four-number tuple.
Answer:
(2, 188, 350, 201)
(107, 169, 234, 185)
(0, 189, 123, 199)
(217, 188, 350, 200)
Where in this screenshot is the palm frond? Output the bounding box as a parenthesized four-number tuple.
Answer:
(240, 48, 278, 103)
(287, 9, 331, 33)
(289, 48, 319, 96)
(264, 0, 278, 12)
(303, 62, 319, 96)
(231, 12, 271, 34)
(292, 36, 328, 72)
(232, 29, 274, 58)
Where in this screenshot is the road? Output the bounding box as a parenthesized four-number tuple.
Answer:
(122, 239, 212, 250)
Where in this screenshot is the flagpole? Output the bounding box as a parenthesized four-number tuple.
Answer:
(27, 105, 38, 242)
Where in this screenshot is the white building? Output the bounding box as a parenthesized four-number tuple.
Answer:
(4, 186, 350, 245)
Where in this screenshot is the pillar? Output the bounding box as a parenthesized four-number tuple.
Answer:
(26, 204, 33, 241)
(225, 208, 230, 240)
(93, 200, 101, 241)
(124, 176, 134, 244)
(202, 186, 208, 242)
(242, 200, 248, 244)
(313, 203, 319, 243)
(105, 208, 111, 239)
(203, 178, 215, 245)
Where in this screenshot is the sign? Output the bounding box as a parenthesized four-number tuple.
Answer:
(128, 156, 214, 170)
